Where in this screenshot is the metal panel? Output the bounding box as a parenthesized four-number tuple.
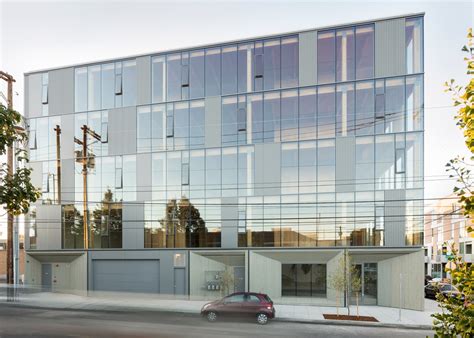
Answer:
(122, 203, 145, 249)
(27, 73, 42, 118)
(92, 259, 160, 293)
(336, 137, 356, 192)
(299, 30, 317, 86)
(60, 114, 75, 160)
(41, 264, 52, 291)
(24, 75, 30, 118)
(137, 56, 151, 105)
(49, 67, 74, 116)
(108, 106, 137, 155)
(61, 159, 75, 205)
(384, 189, 406, 247)
(136, 153, 152, 201)
(204, 96, 221, 148)
(36, 205, 62, 250)
(375, 18, 406, 77)
(173, 268, 186, 295)
(255, 143, 281, 196)
(221, 197, 238, 248)
(29, 161, 43, 190)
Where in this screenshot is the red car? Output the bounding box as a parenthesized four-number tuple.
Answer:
(201, 292, 275, 325)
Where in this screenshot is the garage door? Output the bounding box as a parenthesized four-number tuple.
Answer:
(92, 259, 160, 293)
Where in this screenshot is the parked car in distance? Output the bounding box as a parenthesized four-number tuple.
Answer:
(424, 282, 465, 301)
(201, 292, 275, 325)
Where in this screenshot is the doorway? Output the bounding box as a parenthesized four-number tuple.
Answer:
(41, 264, 52, 292)
(351, 263, 377, 305)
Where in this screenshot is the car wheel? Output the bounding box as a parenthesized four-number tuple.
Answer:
(206, 311, 217, 322)
(256, 313, 268, 325)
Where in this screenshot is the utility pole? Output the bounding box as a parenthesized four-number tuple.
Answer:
(54, 125, 61, 204)
(0, 71, 16, 287)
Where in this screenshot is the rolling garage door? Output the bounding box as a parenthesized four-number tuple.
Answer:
(92, 259, 160, 293)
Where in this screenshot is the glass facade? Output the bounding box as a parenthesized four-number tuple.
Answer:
(29, 16, 424, 250)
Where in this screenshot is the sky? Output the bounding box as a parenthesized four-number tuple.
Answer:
(0, 0, 473, 207)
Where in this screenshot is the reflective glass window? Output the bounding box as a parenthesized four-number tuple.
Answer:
(190, 50, 205, 99)
(122, 60, 137, 107)
(167, 54, 182, 101)
(152, 56, 166, 103)
(75, 67, 88, 112)
(281, 90, 298, 142)
(281, 143, 298, 195)
(317, 139, 335, 193)
(299, 87, 317, 141)
(174, 102, 189, 150)
(355, 81, 374, 136)
(355, 136, 374, 191)
(137, 106, 151, 153)
(406, 75, 423, 131)
(355, 25, 374, 79)
(152, 104, 166, 151)
(238, 43, 253, 93)
(263, 91, 280, 143)
(264, 39, 281, 90)
(190, 100, 205, 148)
(375, 134, 394, 190)
(406, 17, 423, 74)
(101, 63, 115, 109)
(222, 147, 238, 197)
(317, 31, 336, 84)
(205, 48, 221, 96)
(249, 94, 263, 144)
(281, 36, 298, 88)
(385, 78, 405, 133)
(336, 28, 355, 82)
(317, 85, 335, 139)
(222, 46, 238, 95)
(206, 148, 221, 198)
(222, 96, 238, 145)
(299, 141, 317, 194)
(336, 83, 355, 137)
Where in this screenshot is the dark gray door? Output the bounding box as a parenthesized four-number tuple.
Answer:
(41, 264, 52, 292)
(173, 268, 185, 295)
(92, 260, 160, 293)
(234, 266, 245, 292)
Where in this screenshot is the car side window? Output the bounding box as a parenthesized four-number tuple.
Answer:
(248, 295, 260, 303)
(226, 294, 245, 303)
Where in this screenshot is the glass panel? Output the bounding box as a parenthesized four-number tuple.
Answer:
(167, 53, 182, 101)
(317, 31, 336, 84)
(167, 151, 182, 200)
(406, 132, 423, 189)
(281, 90, 298, 142)
(152, 152, 166, 200)
(122, 60, 137, 107)
(152, 104, 166, 151)
(263, 39, 281, 90)
(75, 67, 88, 112)
(385, 78, 405, 133)
(263, 91, 280, 143)
(282, 264, 296, 296)
(254, 42, 263, 91)
(281, 143, 298, 195)
(206, 148, 221, 198)
(406, 17, 423, 74)
(355, 25, 374, 80)
(238, 43, 253, 93)
(205, 48, 221, 96)
(190, 50, 205, 99)
(137, 106, 151, 153)
(190, 150, 205, 199)
(296, 264, 312, 296)
(356, 136, 374, 191)
(336, 28, 355, 82)
(406, 75, 423, 131)
(281, 36, 298, 88)
(336, 83, 355, 137)
(375, 134, 394, 190)
(249, 93, 263, 144)
(355, 81, 374, 135)
(174, 102, 189, 150)
(281, 195, 298, 246)
(222, 96, 238, 145)
(101, 63, 115, 109)
(152, 56, 166, 103)
(318, 139, 335, 193)
(299, 87, 317, 141)
(299, 141, 317, 194)
(317, 85, 335, 139)
(238, 146, 254, 197)
(190, 100, 205, 149)
(222, 147, 238, 197)
(221, 46, 238, 95)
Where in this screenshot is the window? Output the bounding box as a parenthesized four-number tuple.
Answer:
(152, 104, 166, 151)
(190, 100, 205, 148)
(406, 17, 423, 74)
(75, 67, 88, 112)
(122, 60, 137, 107)
(318, 139, 335, 193)
(181, 52, 189, 100)
(263, 91, 280, 143)
(238, 107, 247, 132)
(317, 85, 336, 139)
(29, 123, 37, 150)
(336, 28, 355, 82)
(299, 141, 317, 194)
(41, 73, 49, 105)
(299, 87, 317, 141)
(173, 102, 189, 150)
(167, 54, 182, 101)
(222, 46, 238, 95)
(238, 43, 253, 93)
(466, 243, 472, 254)
(101, 63, 115, 109)
(222, 147, 238, 197)
(281, 90, 298, 141)
(355, 81, 374, 136)
(282, 264, 327, 297)
(181, 163, 189, 185)
(222, 96, 238, 145)
(115, 157, 123, 189)
(375, 134, 395, 190)
(385, 78, 405, 133)
(375, 80, 385, 133)
(281, 143, 298, 195)
(355, 25, 374, 79)
(281, 36, 298, 88)
(395, 148, 405, 174)
(115, 71, 122, 96)
(225, 294, 245, 303)
(88, 65, 101, 110)
(205, 48, 221, 96)
(190, 50, 205, 99)
(101, 122, 108, 143)
(247, 295, 260, 303)
(406, 75, 423, 131)
(317, 31, 336, 84)
(166, 107, 174, 137)
(264, 39, 281, 90)
(356, 136, 374, 191)
(137, 106, 151, 153)
(152, 56, 166, 103)
(42, 173, 50, 193)
(249, 94, 263, 144)
(336, 83, 355, 136)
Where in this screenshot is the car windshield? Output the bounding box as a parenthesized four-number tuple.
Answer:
(441, 284, 458, 292)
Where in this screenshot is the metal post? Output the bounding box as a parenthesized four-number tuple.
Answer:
(54, 125, 61, 204)
(81, 125, 89, 250)
(398, 272, 402, 321)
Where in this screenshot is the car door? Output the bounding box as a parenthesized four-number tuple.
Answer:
(241, 294, 262, 318)
(220, 294, 245, 317)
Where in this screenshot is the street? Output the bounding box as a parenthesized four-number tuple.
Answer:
(0, 304, 433, 338)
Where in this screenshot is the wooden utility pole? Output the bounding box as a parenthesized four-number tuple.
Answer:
(81, 125, 89, 249)
(54, 125, 61, 204)
(0, 71, 16, 285)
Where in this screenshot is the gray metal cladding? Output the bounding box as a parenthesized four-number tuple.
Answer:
(108, 106, 137, 155)
(61, 158, 75, 204)
(299, 30, 318, 87)
(204, 96, 222, 148)
(335, 137, 356, 192)
(49, 68, 74, 116)
(255, 143, 281, 196)
(375, 18, 406, 77)
(60, 114, 75, 160)
(384, 189, 406, 247)
(35, 205, 62, 250)
(136, 153, 152, 201)
(122, 202, 145, 249)
(221, 197, 239, 248)
(27, 73, 42, 118)
(137, 56, 151, 105)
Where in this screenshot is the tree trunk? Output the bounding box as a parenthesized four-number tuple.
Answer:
(336, 291, 339, 316)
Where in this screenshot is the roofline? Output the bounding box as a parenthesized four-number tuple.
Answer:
(24, 12, 424, 75)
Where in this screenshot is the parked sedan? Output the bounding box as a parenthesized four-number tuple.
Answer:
(425, 282, 465, 301)
(201, 292, 275, 325)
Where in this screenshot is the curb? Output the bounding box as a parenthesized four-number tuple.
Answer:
(1, 301, 433, 330)
(275, 317, 432, 330)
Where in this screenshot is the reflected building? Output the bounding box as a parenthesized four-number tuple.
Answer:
(24, 14, 425, 310)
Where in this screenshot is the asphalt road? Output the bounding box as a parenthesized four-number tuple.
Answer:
(0, 304, 433, 338)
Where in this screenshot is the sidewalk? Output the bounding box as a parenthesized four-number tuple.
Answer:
(0, 288, 436, 329)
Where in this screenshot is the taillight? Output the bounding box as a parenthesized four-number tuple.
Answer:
(266, 306, 272, 310)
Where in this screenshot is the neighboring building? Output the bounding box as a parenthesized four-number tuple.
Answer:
(23, 13, 425, 310)
(424, 195, 474, 279)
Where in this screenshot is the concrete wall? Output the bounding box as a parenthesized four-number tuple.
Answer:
(190, 252, 227, 299)
(36, 205, 62, 250)
(377, 250, 424, 310)
(24, 254, 41, 286)
(248, 251, 281, 300)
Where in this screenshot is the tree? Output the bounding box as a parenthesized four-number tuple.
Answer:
(329, 255, 346, 316)
(0, 103, 40, 216)
(432, 29, 474, 337)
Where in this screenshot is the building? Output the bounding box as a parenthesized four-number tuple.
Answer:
(424, 195, 473, 279)
(23, 13, 425, 310)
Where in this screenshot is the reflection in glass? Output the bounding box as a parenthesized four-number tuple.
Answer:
(238, 43, 253, 93)
(190, 50, 205, 99)
(317, 85, 335, 139)
(264, 39, 281, 90)
(281, 90, 298, 142)
(152, 56, 166, 103)
(336, 83, 355, 137)
(101, 63, 115, 109)
(222, 46, 238, 95)
(281, 37, 298, 88)
(317, 31, 336, 84)
(299, 88, 317, 141)
(263, 92, 280, 143)
(122, 60, 137, 107)
(375, 134, 394, 190)
(355, 25, 374, 80)
(355, 81, 374, 136)
(336, 28, 355, 82)
(75, 67, 88, 112)
(190, 100, 205, 148)
(167, 54, 182, 101)
(406, 75, 423, 131)
(406, 17, 423, 74)
(205, 48, 221, 96)
(385, 78, 405, 133)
